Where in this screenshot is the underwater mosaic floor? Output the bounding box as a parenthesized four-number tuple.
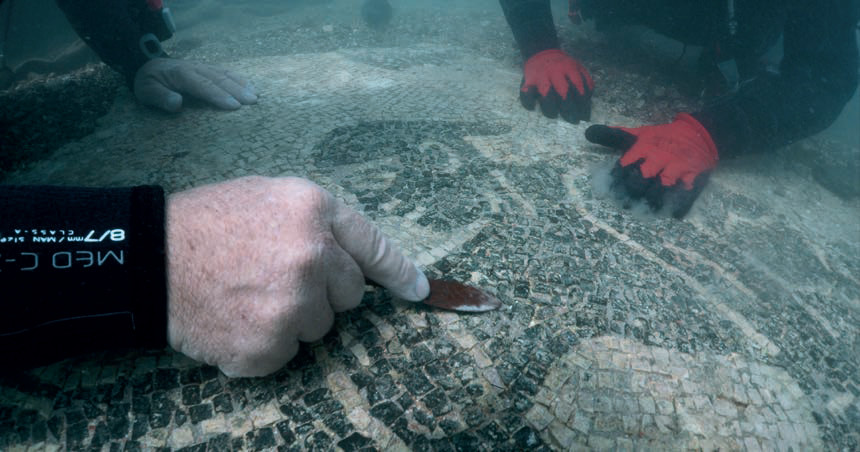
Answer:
(1, 0, 858, 450)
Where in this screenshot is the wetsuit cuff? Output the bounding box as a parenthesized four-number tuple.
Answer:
(691, 101, 748, 159)
(129, 186, 169, 348)
(499, 0, 561, 60)
(0, 185, 168, 369)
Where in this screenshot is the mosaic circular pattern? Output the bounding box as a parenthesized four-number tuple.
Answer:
(527, 337, 823, 450)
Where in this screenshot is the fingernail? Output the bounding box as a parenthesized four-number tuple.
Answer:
(405, 268, 430, 302)
(223, 97, 241, 109)
(162, 93, 182, 112)
(242, 88, 257, 102)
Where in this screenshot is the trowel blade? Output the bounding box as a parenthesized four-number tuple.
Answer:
(422, 279, 502, 312)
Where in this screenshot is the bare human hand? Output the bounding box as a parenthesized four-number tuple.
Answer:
(165, 176, 429, 377)
(134, 58, 258, 113)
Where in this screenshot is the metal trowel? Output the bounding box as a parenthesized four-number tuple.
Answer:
(367, 278, 502, 312)
(422, 279, 502, 312)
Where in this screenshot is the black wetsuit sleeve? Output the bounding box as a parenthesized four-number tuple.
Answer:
(693, 0, 859, 158)
(0, 185, 168, 368)
(499, 0, 560, 59)
(54, 0, 168, 86)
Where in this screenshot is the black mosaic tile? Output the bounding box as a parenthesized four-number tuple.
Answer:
(0, 420, 19, 446)
(149, 391, 175, 428)
(231, 437, 245, 450)
(52, 392, 71, 411)
(448, 387, 471, 405)
(65, 408, 86, 426)
(349, 372, 373, 389)
(368, 301, 396, 318)
(288, 345, 318, 370)
(476, 421, 507, 443)
(511, 373, 540, 396)
(199, 366, 220, 382)
(323, 412, 353, 437)
(176, 443, 206, 452)
(30, 419, 47, 443)
(410, 435, 434, 451)
(304, 430, 332, 451)
(370, 401, 403, 426)
(450, 431, 482, 452)
(366, 374, 398, 406)
(391, 416, 418, 444)
(461, 405, 486, 428)
(496, 364, 519, 387)
(83, 399, 105, 419)
(188, 403, 213, 424)
(153, 368, 180, 391)
(439, 418, 464, 435)
(131, 417, 148, 441)
(181, 385, 201, 406)
(174, 408, 188, 427)
(511, 392, 533, 413)
(277, 443, 303, 452)
(365, 356, 389, 375)
(425, 361, 452, 380)
(513, 426, 543, 448)
(397, 328, 427, 347)
(249, 427, 277, 450)
(274, 383, 300, 403)
(212, 393, 233, 414)
(310, 399, 344, 417)
(279, 403, 313, 424)
(132, 395, 150, 415)
(294, 422, 315, 436)
(402, 370, 434, 395)
(338, 432, 374, 451)
(396, 393, 413, 411)
(301, 366, 324, 390)
(413, 407, 435, 428)
(275, 420, 296, 444)
(247, 383, 275, 405)
(366, 345, 385, 362)
(523, 362, 548, 383)
(107, 403, 130, 439)
(303, 388, 330, 406)
(465, 383, 484, 398)
(422, 388, 452, 416)
(225, 378, 251, 394)
(65, 421, 88, 447)
(179, 368, 202, 386)
(409, 345, 435, 365)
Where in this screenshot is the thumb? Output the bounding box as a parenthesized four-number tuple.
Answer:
(585, 124, 638, 151)
(330, 199, 429, 302)
(135, 77, 183, 113)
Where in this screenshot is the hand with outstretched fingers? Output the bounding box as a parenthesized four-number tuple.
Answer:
(585, 113, 719, 218)
(165, 176, 429, 377)
(520, 48, 594, 124)
(134, 58, 258, 113)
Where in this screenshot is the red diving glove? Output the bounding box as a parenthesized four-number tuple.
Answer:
(585, 113, 718, 218)
(521, 49, 594, 124)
